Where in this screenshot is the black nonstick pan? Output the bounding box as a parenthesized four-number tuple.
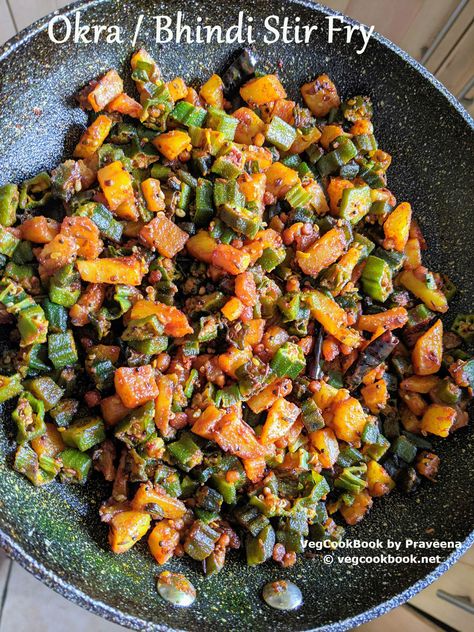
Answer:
(0, 1, 473, 630)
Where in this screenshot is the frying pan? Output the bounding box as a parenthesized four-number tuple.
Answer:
(0, 1, 473, 630)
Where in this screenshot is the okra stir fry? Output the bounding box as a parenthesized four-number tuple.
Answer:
(0, 48, 472, 575)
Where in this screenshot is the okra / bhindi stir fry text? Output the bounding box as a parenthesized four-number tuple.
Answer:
(0, 48, 472, 574)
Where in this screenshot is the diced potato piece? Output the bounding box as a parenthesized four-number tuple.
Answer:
(115, 365, 159, 408)
(260, 398, 301, 445)
(412, 319, 443, 375)
(31, 423, 65, 459)
(308, 291, 361, 348)
(97, 160, 136, 213)
(400, 375, 440, 394)
(61, 216, 103, 259)
(153, 130, 191, 160)
(421, 404, 456, 437)
(243, 319, 265, 348)
(167, 77, 188, 101)
(132, 482, 186, 519)
(366, 460, 395, 497)
(339, 490, 372, 525)
(357, 307, 408, 332)
(218, 347, 252, 379)
(105, 93, 143, 118)
(37, 234, 78, 276)
(240, 75, 287, 106)
(289, 126, 322, 154)
(213, 412, 264, 459)
(244, 146, 273, 172)
(331, 396, 367, 445)
(220, 297, 243, 321)
(301, 74, 340, 117)
(242, 457, 266, 483)
(192, 405, 224, 440)
(296, 227, 346, 277)
(327, 177, 353, 215)
(304, 180, 329, 214)
(235, 271, 258, 306)
(262, 325, 290, 357)
(311, 381, 345, 410)
(74, 114, 113, 159)
(361, 379, 388, 414)
(130, 299, 193, 337)
(139, 213, 189, 257)
(211, 244, 251, 275)
(260, 99, 295, 124)
(309, 427, 339, 468)
(404, 237, 422, 270)
(247, 378, 292, 414)
(237, 173, 266, 212)
(148, 520, 180, 564)
(20, 216, 60, 243)
(76, 256, 144, 285)
(186, 230, 217, 264)
(199, 74, 224, 108)
(383, 202, 412, 252)
(265, 162, 300, 198)
(108, 510, 151, 553)
(233, 107, 266, 145)
(154, 374, 174, 437)
(141, 178, 165, 212)
(87, 69, 124, 112)
(400, 404, 422, 434)
(398, 269, 448, 313)
(399, 390, 428, 417)
(101, 393, 130, 426)
(320, 125, 345, 150)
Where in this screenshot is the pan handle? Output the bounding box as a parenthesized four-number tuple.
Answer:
(436, 589, 474, 614)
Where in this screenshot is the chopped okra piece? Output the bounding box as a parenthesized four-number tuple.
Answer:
(270, 342, 306, 379)
(361, 255, 393, 302)
(12, 392, 46, 443)
(0, 184, 19, 226)
(60, 448, 92, 483)
(0, 373, 23, 403)
(183, 520, 220, 561)
(48, 330, 78, 369)
(115, 401, 155, 448)
(26, 376, 64, 411)
(61, 417, 106, 452)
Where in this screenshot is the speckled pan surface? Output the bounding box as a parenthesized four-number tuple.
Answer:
(0, 0, 473, 630)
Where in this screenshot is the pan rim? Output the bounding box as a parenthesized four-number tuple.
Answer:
(0, 1, 473, 630)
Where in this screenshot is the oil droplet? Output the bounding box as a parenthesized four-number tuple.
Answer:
(262, 580, 302, 610)
(157, 571, 196, 607)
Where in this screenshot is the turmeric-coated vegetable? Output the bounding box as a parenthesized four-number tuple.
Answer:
(87, 69, 124, 112)
(77, 257, 144, 285)
(108, 510, 151, 553)
(260, 398, 301, 445)
(399, 269, 448, 313)
(153, 130, 192, 160)
(73, 115, 113, 159)
(412, 319, 443, 375)
(421, 404, 456, 437)
(383, 202, 412, 252)
(115, 365, 159, 408)
(139, 213, 189, 257)
(296, 227, 346, 277)
(3, 49, 471, 581)
(97, 160, 136, 215)
(240, 75, 287, 106)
